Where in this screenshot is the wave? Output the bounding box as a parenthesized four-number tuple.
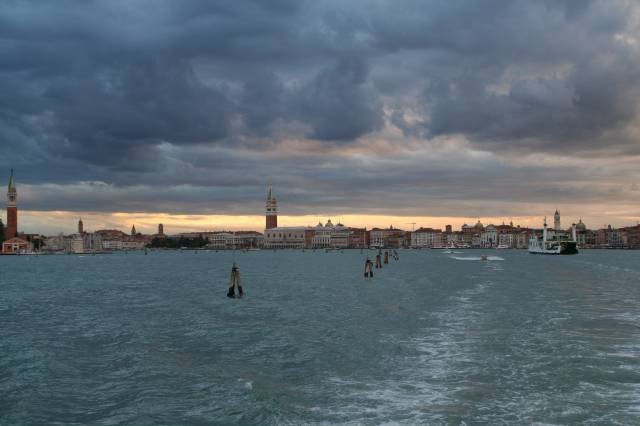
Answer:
(450, 256, 504, 261)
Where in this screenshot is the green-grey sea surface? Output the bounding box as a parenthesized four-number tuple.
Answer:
(1, 249, 639, 425)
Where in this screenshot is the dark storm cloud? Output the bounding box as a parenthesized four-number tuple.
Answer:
(1, 0, 640, 216)
(361, 0, 640, 152)
(292, 58, 383, 141)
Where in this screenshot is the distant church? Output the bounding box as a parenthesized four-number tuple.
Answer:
(2, 170, 29, 254)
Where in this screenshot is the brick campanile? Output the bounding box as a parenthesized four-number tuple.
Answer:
(5, 169, 17, 239)
(265, 185, 278, 229)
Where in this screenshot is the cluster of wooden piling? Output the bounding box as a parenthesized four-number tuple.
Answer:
(364, 249, 400, 279)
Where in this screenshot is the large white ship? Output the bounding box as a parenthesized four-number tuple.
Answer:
(528, 217, 579, 255)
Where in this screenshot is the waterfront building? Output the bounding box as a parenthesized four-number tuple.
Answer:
(411, 228, 443, 248)
(370, 226, 407, 248)
(573, 219, 592, 247)
(2, 237, 29, 254)
(585, 225, 637, 249)
(498, 232, 515, 248)
(233, 231, 264, 248)
(369, 227, 389, 248)
(576, 228, 597, 248)
(609, 229, 627, 248)
(263, 227, 310, 249)
(330, 223, 350, 248)
(83, 232, 103, 252)
(121, 238, 147, 250)
(218, 232, 234, 249)
(71, 235, 84, 253)
(347, 228, 369, 248)
(309, 220, 350, 248)
(101, 239, 123, 250)
(596, 227, 609, 247)
(480, 225, 497, 248)
(445, 230, 464, 246)
(206, 232, 233, 249)
(204, 231, 263, 249)
(95, 229, 136, 251)
(312, 221, 332, 248)
(265, 185, 278, 229)
(490, 223, 524, 248)
(43, 234, 66, 252)
(461, 220, 483, 246)
(620, 224, 640, 248)
(515, 230, 532, 249)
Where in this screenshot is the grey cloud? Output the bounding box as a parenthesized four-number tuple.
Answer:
(292, 58, 383, 141)
(1, 0, 640, 221)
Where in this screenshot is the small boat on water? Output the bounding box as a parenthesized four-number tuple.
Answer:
(496, 244, 510, 250)
(528, 217, 578, 255)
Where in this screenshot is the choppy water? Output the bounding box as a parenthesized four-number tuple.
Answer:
(1, 249, 640, 425)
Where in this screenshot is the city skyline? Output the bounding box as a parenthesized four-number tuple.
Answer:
(3, 172, 640, 235)
(4, 178, 635, 236)
(7, 169, 639, 251)
(2, 1, 640, 234)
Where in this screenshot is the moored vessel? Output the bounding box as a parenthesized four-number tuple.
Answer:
(528, 217, 578, 255)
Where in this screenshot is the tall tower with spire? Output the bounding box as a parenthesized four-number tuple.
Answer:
(131, 224, 137, 236)
(78, 218, 84, 234)
(265, 184, 278, 229)
(554, 209, 561, 231)
(5, 169, 17, 239)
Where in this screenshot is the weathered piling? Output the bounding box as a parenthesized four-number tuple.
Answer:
(364, 258, 374, 278)
(227, 262, 243, 298)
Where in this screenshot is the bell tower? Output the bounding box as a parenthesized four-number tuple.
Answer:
(265, 184, 278, 229)
(5, 169, 17, 239)
(554, 209, 561, 231)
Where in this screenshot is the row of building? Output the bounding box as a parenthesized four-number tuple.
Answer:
(260, 189, 640, 249)
(15, 217, 640, 253)
(3, 173, 640, 253)
(41, 223, 157, 253)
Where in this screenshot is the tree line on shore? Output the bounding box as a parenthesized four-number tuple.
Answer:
(149, 236, 209, 249)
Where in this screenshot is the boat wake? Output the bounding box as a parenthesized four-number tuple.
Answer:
(450, 256, 504, 261)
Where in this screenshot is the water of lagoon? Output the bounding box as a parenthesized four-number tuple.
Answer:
(1, 249, 639, 424)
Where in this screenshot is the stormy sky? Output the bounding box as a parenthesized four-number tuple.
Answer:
(2, 0, 640, 233)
